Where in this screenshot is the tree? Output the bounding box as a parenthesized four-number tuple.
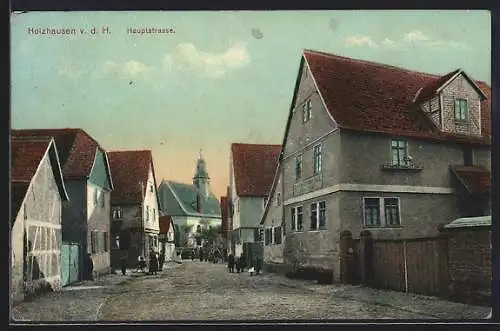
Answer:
(180, 224, 194, 247)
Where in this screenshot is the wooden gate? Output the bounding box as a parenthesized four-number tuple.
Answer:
(60, 242, 80, 286)
(340, 230, 359, 284)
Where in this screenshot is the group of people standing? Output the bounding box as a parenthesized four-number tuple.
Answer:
(227, 253, 263, 275)
(119, 249, 165, 276)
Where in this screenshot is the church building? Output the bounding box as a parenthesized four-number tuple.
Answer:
(157, 152, 222, 248)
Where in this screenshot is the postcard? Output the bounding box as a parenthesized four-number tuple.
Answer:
(10, 10, 492, 322)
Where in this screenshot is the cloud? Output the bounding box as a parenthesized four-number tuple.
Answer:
(57, 57, 84, 79)
(403, 30, 430, 43)
(344, 30, 467, 51)
(163, 42, 250, 78)
(102, 60, 152, 77)
(344, 35, 378, 48)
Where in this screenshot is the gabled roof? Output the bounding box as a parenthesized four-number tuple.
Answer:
(159, 215, 174, 234)
(290, 50, 491, 146)
(107, 150, 160, 206)
(260, 157, 282, 225)
(11, 136, 69, 222)
(11, 128, 115, 188)
(231, 143, 281, 197)
(158, 180, 221, 218)
(450, 165, 491, 195)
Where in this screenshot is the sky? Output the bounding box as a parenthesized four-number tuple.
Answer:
(11, 10, 491, 198)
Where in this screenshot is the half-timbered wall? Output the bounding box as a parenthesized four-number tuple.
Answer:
(22, 154, 63, 296)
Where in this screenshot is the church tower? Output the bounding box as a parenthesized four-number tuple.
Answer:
(193, 149, 211, 197)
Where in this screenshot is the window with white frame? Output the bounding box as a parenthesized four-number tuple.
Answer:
(259, 228, 264, 243)
(112, 207, 122, 219)
(93, 188, 99, 206)
(265, 228, 273, 245)
(454, 98, 468, 121)
(150, 185, 154, 193)
(391, 140, 409, 167)
(296, 154, 303, 181)
(146, 205, 150, 223)
(313, 144, 323, 175)
(302, 99, 312, 123)
(153, 208, 156, 223)
(290, 206, 304, 231)
(273, 226, 282, 244)
(363, 197, 401, 227)
(310, 201, 327, 230)
(276, 193, 281, 206)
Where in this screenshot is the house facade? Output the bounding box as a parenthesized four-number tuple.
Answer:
(11, 136, 69, 302)
(12, 128, 114, 280)
(220, 195, 231, 251)
(107, 150, 161, 268)
(157, 153, 221, 247)
(229, 143, 281, 257)
(273, 50, 491, 282)
(159, 215, 176, 262)
(260, 160, 285, 271)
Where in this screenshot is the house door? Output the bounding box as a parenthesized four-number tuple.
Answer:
(69, 244, 80, 284)
(340, 231, 358, 285)
(60, 244, 70, 286)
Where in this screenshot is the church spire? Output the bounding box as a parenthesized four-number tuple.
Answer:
(193, 150, 210, 197)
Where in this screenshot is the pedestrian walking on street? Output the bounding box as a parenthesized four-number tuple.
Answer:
(149, 249, 159, 275)
(239, 254, 245, 273)
(137, 255, 146, 272)
(227, 254, 234, 273)
(83, 253, 94, 280)
(199, 249, 204, 262)
(120, 255, 127, 275)
(158, 252, 165, 271)
(191, 249, 196, 261)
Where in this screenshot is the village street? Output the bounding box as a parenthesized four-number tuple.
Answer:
(12, 261, 489, 322)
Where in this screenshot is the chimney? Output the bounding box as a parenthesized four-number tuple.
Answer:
(196, 194, 201, 213)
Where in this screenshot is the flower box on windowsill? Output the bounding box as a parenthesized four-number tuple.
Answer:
(381, 161, 422, 172)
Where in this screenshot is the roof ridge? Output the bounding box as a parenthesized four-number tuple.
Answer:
(108, 149, 152, 153)
(303, 49, 445, 79)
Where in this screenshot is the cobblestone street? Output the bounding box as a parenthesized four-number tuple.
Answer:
(99, 261, 488, 321)
(12, 261, 489, 322)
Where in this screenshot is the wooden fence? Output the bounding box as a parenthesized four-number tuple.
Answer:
(369, 236, 448, 296)
(341, 230, 448, 298)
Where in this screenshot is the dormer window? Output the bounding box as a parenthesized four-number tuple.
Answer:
(302, 99, 312, 123)
(454, 98, 468, 121)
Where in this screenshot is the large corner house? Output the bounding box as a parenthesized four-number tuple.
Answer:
(12, 129, 114, 286)
(228, 143, 281, 258)
(260, 50, 491, 281)
(11, 136, 69, 302)
(107, 150, 161, 269)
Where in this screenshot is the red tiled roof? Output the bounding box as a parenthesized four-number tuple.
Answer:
(107, 150, 154, 205)
(11, 136, 52, 182)
(11, 128, 106, 179)
(159, 215, 173, 234)
(11, 136, 68, 221)
(231, 143, 281, 197)
(220, 196, 231, 233)
(303, 50, 491, 145)
(451, 165, 491, 195)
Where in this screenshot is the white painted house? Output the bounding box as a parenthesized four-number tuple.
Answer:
(11, 136, 69, 302)
(228, 143, 281, 257)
